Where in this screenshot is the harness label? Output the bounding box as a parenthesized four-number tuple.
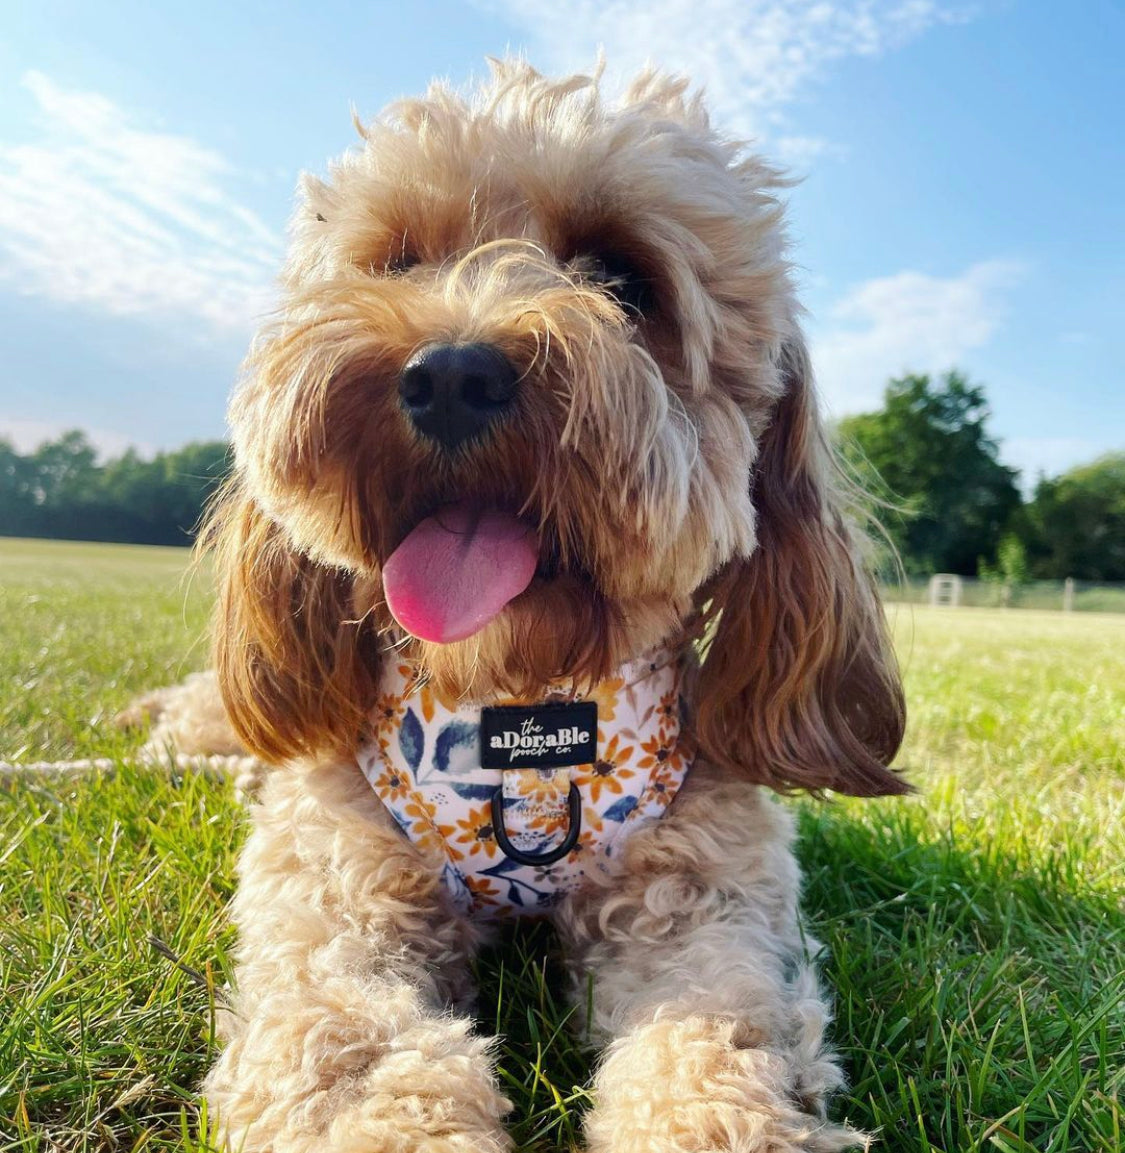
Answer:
(480, 701, 598, 769)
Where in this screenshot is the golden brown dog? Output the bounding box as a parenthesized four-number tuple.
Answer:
(143, 59, 906, 1152)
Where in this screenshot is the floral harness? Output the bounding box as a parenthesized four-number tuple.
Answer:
(355, 652, 693, 917)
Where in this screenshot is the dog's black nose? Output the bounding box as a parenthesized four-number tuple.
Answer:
(398, 343, 519, 451)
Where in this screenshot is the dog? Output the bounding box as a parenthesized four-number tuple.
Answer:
(144, 59, 907, 1152)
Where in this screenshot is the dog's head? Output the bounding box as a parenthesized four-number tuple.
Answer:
(211, 60, 906, 795)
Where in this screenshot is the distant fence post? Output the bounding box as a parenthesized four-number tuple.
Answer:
(929, 573, 963, 607)
(1063, 577, 1075, 612)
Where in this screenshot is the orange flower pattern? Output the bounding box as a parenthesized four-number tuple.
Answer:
(355, 650, 690, 917)
(572, 733, 636, 804)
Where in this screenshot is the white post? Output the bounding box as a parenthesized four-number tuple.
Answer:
(1063, 577, 1075, 612)
(928, 574, 962, 607)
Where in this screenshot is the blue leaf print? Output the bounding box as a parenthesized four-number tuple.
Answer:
(448, 783, 500, 801)
(433, 720, 480, 776)
(385, 803, 411, 835)
(440, 864, 472, 914)
(602, 795, 638, 823)
(398, 708, 424, 772)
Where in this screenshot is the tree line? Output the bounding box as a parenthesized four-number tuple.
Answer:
(0, 432, 230, 547)
(839, 371, 1125, 582)
(2, 370, 1123, 580)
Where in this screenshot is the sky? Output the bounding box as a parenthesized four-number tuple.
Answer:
(1, 0, 1122, 485)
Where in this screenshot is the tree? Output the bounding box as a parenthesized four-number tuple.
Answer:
(1020, 453, 1125, 581)
(29, 430, 98, 505)
(0, 439, 36, 533)
(979, 533, 1029, 606)
(838, 371, 1021, 575)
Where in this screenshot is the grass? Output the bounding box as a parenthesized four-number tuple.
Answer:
(0, 537, 1122, 1152)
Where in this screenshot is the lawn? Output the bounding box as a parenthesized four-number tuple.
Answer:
(1, 537, 1122, 1152)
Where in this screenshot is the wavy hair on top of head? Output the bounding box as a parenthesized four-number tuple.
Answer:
(200, 483, 381, 765)
(691, 335, 909, 797)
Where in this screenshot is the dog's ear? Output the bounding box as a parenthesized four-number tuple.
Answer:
(691, 335, 908, 796)
(203, 485, 379, 765)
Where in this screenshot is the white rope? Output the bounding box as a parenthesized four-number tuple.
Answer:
(0, 753, 257, 775)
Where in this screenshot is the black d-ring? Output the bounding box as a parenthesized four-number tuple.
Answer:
(490, 782, 582, 867)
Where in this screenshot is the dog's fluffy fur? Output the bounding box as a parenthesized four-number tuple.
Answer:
(140, 60, 907, 1152)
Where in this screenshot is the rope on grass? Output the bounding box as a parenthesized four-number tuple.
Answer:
(0, 753, 258, 775)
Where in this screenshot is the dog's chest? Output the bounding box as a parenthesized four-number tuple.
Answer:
(356, 652, 692, 916)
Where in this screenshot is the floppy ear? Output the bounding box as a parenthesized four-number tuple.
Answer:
(692, 336, 908, 796)
(203, 485, 380, 765)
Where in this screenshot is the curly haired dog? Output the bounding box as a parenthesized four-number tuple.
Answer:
(146, 59, 907, 1153)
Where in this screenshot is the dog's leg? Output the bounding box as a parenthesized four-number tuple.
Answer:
(557, 765, 862, 1153)
(116, 670, 247, 755)
(204, 759, 511, 1153)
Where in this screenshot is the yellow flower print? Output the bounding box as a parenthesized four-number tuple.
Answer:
(646, 772, 677, 807)
(453, 803, 500, 859)
(373, 763, 412, 803)
(644, 745, 687, 808)
(574, 733, 636, 803)
(657, 688, 680, 727)
(511, 771, 570, 806)
(441, 830, 466, 861)
(636, 726, 678, 773)
(397, 663, 463, 724)
(371, 690, 405, 735)
(465, 874, 506, 907)
(410, 806, 464, 861)
(586, 675, 625, 723)
(574, 805, 605, 855)
(401, 794, 441, 839)
(409, 826, 445, 857)
(527, 809, 572, 839)
(419, 684, 463, 724)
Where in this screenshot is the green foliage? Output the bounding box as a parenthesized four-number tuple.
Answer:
(1020, 453, 1125, 581)
(839, 371, 1022, 576)
(1, 540, 1123, 1151)
(978, 534, 1030, 605)
(0, 433, 231, 547)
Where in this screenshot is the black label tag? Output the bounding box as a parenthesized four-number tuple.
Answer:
(480, 701, 598, 770)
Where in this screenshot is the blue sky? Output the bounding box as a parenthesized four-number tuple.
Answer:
(1, 0, 1122, 484)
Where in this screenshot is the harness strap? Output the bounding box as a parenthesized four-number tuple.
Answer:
(356, 649, 692, 917)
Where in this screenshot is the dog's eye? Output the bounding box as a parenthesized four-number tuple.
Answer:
(381, 243, 421, 276)
(580, 251, 654, 318)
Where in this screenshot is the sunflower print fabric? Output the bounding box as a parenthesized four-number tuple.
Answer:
(356, 651, 692, 917)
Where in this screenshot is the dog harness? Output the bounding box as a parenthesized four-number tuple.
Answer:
(356, 651, 693, 917)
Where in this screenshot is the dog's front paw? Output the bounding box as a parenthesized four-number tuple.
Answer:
(205, 1012, 514, 1153)
(585, 1017, 865, 1153)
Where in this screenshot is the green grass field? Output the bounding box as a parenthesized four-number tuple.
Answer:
(1, 537, 1122, 1153)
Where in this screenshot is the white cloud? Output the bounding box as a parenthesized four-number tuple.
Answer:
(0, 417, 152, 460)
(773, 134, 847, 166)
(810, 259, 1025, 415)
(0, 72, 280, 333)
(482, 0, 971, 143)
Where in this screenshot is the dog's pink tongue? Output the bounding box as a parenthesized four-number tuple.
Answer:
(383, 502, 538, 644)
